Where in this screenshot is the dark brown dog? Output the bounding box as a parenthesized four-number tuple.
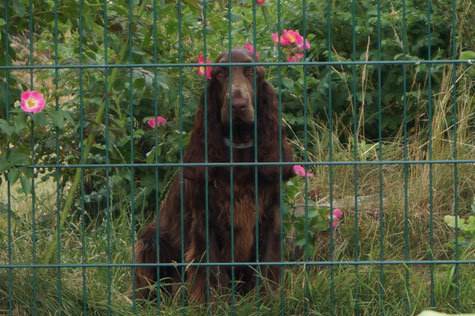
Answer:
(133, 47, 295, 303)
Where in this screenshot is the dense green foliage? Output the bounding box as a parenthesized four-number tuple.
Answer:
(1, 0, 472, 217)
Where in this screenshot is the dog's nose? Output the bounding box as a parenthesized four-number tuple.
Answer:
(232, 98, 248, 113)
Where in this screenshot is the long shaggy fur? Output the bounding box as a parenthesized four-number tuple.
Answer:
(133, 47, 295, 303)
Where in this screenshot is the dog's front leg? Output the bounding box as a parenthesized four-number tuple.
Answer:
(259, 204, 282, 290)
(185, 218, 228, 304)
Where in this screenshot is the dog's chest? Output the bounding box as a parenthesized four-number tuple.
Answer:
(209, 177, 265, 262)
(210, 173, 269, 228)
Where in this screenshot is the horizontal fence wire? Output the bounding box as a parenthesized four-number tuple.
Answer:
(2, 0, 474, 315)
(1, 260, 473, 269)
(0, 60, 473, 70)
(10, 160, 475, 169)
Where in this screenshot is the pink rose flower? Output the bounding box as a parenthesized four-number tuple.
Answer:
(285, 30, 310, 51)
(271, 32, 292, 46)
(245, 41, 259, 57)
(197, 55, 212, 79)
(293, 165, 313, 177)
(271, 29, 311, 62)
(287, 52, 304, 63)
(20, 90, 46, 113)
(296, 37, 311, 51)
(283, 29, 300, 44)
(332, 209, 343, 229)
(147, 116, 167, 128)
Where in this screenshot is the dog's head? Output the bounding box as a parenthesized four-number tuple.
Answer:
(210, 47, 264, 126)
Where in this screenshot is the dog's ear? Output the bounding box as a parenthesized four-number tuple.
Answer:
(257, 79, 295, 181)
(183, 64, 226, 181)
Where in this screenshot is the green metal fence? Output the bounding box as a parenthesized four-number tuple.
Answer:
(1, 0, 474, 315)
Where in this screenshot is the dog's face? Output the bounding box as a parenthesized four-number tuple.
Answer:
(212, 48, 264, 126)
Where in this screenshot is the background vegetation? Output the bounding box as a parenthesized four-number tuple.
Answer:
(0, 0, 473, 314)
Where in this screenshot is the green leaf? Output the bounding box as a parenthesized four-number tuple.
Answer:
(282, 78, 294, 90)
(49, 110, 65, 129)
(444, 215, 466, 229)
(295, 235, 306, 247)
(0, 119, 15, 136)
(8, 152, 29, 165)
(22, 167, 33, 178)
(444, 215, 455, 227)
(307, 207, 320, 218)
(0, 158, 11, 173)
(294, 220, 304, 233)
(14, 113, 27, 133)
(145, 149, 156, 164)
(464, 216, 475, 235)
(20, 175, 32, 195)
(0, 18, 6, 27)
(61, 111, 75, 125)
(33, 112, 49, 127)
(316, 222, 329, 231)
(261, 5, 270, 24)
(134, 129, 144, 138)
(459, 51, 475, 60)
(12, 1, 26, 17)
(230, 12, 241, 22)
(8, 168, 20, 184)
(134, 77, 146, 90)
(157, 73, 169, 90)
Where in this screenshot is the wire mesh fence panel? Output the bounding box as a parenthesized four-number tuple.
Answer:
(1, 0, 474, 315)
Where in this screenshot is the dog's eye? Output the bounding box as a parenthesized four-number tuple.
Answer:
(247, 67, 255, 76)
(216, 67, 228, 78)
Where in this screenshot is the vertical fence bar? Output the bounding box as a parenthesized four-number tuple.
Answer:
(177, 1, 188, 315)
(324, 0, 335, 314)
(276, 1, 285, 314)
(402, 1, 410, 315)
(227, 2, 236, 312)
(27, 1, 37, 314)
(53, 0, 62, 313)
(102, 1, 112, 314)
(302, 0, 311, 314)
(251, 1, 260, 313)
(4, 2, 13, 314)
(297, 0, 312, 314)
(450, 0, 459, 309)
(153, 0, 161, 310)
(128, 1, 136, 313)
(78, 0, 87, 312)
(426, 0, 435, 308)
(178, 0, 186, 311)
(376, 0, 385, 314)
(351, 0, 359, 314)
(178, 0, 187, 315)
(106, 36, 113, 316)
(202, 0, 210, 308)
